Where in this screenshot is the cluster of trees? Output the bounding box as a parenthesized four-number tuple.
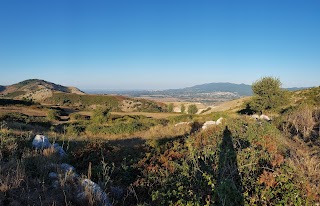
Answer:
(167, 103, 198, 114)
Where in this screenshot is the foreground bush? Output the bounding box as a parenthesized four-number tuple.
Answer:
(133, 117, 317, 205)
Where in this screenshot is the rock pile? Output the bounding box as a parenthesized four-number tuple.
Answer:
(202, 117, 224, 130)
(32, 135, 112, 206)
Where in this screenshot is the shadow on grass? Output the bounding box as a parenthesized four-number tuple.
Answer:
(237, 103, 255, 115)
(217, 126, 244, 206)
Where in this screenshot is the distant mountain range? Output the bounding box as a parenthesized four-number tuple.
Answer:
(166, 82, 253, 96)
(1, 79, 311, 103)
(86, 82, 309, 97)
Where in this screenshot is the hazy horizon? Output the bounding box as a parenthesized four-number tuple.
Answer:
(1, 0, 320, 90)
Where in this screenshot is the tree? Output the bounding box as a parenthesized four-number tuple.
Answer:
(188, 104, 198, 114)
(250, 77, 288, 113)
(92, 106, 111, 124)
(167, 103, 174, 112)
(181, 104, 186, 113)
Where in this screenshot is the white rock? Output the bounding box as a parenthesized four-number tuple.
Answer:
(251, 114, 260, 120)
(32, 135, 51, 149)
(202, 121, 216, 130)
(216, 117, 223, 125)
(79, 178, 112, 206)
(260, 114, 271, 121)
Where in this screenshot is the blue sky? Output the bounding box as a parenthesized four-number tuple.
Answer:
(0, 0, 319, 90)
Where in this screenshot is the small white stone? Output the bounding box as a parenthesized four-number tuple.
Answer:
(32, 135, 51, 149)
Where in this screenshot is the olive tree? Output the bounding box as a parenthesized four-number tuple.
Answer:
(250, 77, 288, 113)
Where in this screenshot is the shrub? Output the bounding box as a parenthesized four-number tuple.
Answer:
(92, 106, 111, 124)
(180, 104, 185, 113)
(167, 103, 174, 112)
(188, 104, 198, 114)
(133, 117, 310, 205)
(47, 109, 60, 121)
(280, 104, 317, 141)
(66, 124, 85, 136)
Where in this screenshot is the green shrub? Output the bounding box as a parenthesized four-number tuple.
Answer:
(92, 106, 111, 124)
(66, 124, 85, 136)
(181, 104, 186, 113)
(188, 104, 198, 114)
(47, 109, 60, 121)
(167, 103, 174, 112)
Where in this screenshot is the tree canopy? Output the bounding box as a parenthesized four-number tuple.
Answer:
(188, 104, 198, 114)
(250, 77, 288, 113)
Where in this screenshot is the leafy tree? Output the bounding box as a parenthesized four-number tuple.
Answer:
(181, 104, 186, 113)
(250, 77, 288, 113)
(188, 104, 198, 114)
(92, 106, 111, 124)
(167, 103, 174, 112)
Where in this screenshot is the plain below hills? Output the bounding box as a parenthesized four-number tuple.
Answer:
(86, 82, 309, 104)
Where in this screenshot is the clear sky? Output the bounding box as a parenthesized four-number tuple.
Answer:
(0, 0, 319, 90)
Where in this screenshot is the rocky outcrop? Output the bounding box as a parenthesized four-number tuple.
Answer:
(32, 135, 52, 149)
(32, 135, 112, 206)
(202, 117, 224, 130)
(251, 114, 271, 121)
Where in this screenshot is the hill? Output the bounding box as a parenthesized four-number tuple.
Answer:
(0, 85, 5, 92)
(0, 79, 85, 101)
(0, 79, 166, 112)
(292, 86, 320, 105)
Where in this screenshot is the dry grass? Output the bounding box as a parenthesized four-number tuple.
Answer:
(112, 111, 182, 119)
(0, 161, 25, 192)
(139, 123, 192, 139)
(204, 96, 251, 114)
(283, 136, 320, 201)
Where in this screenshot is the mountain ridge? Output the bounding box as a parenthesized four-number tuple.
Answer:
(166, 82, 253, 96)
(0, 79, 85, 101)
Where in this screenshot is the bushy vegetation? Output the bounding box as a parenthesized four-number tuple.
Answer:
(3, 91, 27, 98)
(91, 106, 111, 124)
(132, 99, 165, 113)
(47, 109, 61, 121)
(44, 93, 122, 110)
(132, 117, 318, 205)
(167, 103, 174, 112)
(248, 77, 288, 113)
(188, 104, 198, 114)
(181, 104, 186, 113)
(294, 86, 320, 105)
(0, 98, 35, 106)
